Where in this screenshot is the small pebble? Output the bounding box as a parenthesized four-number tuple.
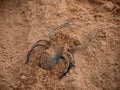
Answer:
(20, 75, 26, 80)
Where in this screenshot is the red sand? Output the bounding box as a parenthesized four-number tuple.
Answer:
(0, 0, 120, 90)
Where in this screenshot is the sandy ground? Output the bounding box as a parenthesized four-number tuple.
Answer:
(0, 0, 120, 90)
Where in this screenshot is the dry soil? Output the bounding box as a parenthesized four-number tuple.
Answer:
(0, 0, 120, 90)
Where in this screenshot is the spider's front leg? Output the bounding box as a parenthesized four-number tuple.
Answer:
(49, 22, 71, 40)
(25, 40, 50, 64)
(59, 52, 75, 79)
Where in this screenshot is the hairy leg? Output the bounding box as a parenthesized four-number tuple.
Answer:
(49, 22, 72, 39)
(25, 40, 50, 64)
(59, 52, 74, 79)
(69, 32, 93, 51)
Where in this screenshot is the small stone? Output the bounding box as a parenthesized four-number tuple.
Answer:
(93, 48, 96, 53)
(20, 75, 26, 80)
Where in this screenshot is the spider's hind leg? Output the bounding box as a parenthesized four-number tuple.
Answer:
(25, 40, 50, 64)
(59, 52, 74, 79)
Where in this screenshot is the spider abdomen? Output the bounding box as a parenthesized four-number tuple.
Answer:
(51, 53, 62, 64)
(39, 53, 62, 70)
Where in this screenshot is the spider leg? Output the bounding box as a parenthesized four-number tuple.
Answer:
(49, 22, 72, 39)
(69, 32, 93, 51)
(25, 40, 50, 64)
(67, 52, 75, 67)
(59, 52, 74, 79)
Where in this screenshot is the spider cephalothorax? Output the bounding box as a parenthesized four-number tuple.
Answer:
(25, 22, 92, 79)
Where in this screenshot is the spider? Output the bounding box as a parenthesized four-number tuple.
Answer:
(25, 22, 92, 79)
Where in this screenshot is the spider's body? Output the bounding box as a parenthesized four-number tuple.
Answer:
(39, 52, 63, 70)
(25, 22, 92, 79)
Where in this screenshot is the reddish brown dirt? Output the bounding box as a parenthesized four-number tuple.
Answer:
(0, 0, 120, 90)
